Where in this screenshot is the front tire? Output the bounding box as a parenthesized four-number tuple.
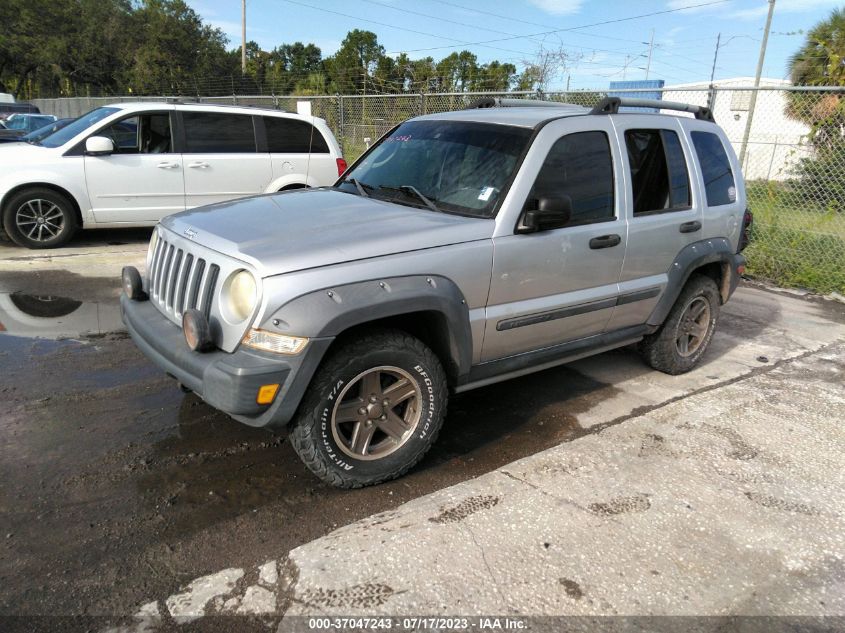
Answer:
(639, 274, 721, 375)
(2, 187, 77, 249)
(289, 329, 448, 488)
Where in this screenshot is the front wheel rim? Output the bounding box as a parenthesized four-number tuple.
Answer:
(331, 366, 422, 461)
(16, 199, 64, 242)
(676, 296, 711, 357)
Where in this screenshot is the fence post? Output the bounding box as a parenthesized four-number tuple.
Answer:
(339, 94, 345, 156)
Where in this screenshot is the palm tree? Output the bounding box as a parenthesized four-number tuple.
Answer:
(786, 8, 844, 128)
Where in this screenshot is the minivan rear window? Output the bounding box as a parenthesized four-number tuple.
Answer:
(263, 116, 329, 153)
(183, 112, 256, 153)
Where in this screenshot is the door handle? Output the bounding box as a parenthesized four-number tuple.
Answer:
(589, 234, 622, 249)
(156, 162, 179, 169)
(680, 220, 702, 233)
(188, 162, 210, 169)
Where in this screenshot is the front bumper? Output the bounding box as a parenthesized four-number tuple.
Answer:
(121, 294, 332, 428)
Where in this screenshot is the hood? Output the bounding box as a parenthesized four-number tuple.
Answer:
(0, 141, 54, 163)
(161, 189, 494, 276)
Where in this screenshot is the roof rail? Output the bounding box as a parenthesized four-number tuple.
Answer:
(464, 97, 576, 109)
(591, 96, 714, 122)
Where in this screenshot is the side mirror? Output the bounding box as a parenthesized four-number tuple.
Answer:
(518, 196, 573, 233)
(85, 136, 114, 156)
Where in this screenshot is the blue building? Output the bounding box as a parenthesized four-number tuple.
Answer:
(608, 80, 665, 112)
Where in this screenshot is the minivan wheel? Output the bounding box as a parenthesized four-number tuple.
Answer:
(639, 274, 720, 375)
(289, 329, 448, 488)
(2, 188, 77, 249)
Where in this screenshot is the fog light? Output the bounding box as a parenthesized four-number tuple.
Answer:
(122, 266, 146, 301)
(183, 308, 214, 352)
(257, 383, 280, 405)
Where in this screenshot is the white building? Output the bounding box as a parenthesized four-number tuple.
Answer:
(663, 77, 811, 181)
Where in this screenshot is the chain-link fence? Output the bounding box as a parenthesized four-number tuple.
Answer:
(31, 86, 845, 294)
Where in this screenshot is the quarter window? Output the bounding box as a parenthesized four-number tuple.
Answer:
(526, 131, 615, 227)
(183, 112, 256, 153)
(625, 129, 691, 215)
(263, 116, 329, 153)
(691, 131, 737, 207)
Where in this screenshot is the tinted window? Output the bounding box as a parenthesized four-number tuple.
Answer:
(264, 116, 329, 153)
(527, 131, 614, 226)
(625, 129, 691, 215)
(183, 112, 256, 153)
(691, 131, 736, 207)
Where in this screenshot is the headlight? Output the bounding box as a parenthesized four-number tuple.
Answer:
(222, 270, 257, 323)
(242, 329, 309, 354)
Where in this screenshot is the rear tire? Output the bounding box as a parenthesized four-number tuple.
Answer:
(639, 274, 720, 375)
(289, 329, 448, 488)
(2, 187, 78, 249)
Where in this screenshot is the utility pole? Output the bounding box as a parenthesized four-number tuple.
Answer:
(645, 29, 654, 80)
(707, 32, 721, 109)
(739, 0, 776, 167)
(241, 0, 247, 75)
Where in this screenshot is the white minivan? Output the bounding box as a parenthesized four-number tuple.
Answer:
(0, 102, 346, 248)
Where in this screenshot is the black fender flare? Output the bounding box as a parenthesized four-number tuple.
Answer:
(261, 274, 474, 379)
(647, 238, 741, 328)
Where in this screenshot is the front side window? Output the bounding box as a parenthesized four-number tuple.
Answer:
(525, 131, 615, 227)
(338, 120, 532, 218)
(691, 131, 736, 207)
(264, 116, 329, 153)
(97, 113, 172, 154)
(625, 129, 691, 216)
(183, 112, 256, 153)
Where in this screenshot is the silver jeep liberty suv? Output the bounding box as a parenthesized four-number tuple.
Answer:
(121, 97, 752, 488)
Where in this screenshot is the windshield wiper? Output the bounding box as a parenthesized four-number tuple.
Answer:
(342, 177, 373, 198)
(380, 185, 442, 213)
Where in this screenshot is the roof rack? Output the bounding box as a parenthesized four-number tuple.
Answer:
(464, 97, 579, 109)
(590, 97, 714, 122)
(464, 95, 715, 122)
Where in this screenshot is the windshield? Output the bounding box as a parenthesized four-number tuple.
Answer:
(23, 119, 72, 143)
(338, 120, 532, 218)
(38, 107, 119, 148)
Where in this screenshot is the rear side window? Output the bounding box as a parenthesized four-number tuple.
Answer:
(264, 116, 329, 153)
(691, 131, 736, 206)
(527, 130, 615, 227)
(183, 112, 256, 153)
(625, 129, 691, 216)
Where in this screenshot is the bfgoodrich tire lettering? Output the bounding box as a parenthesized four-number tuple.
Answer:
(2, 187, 77, 249)
(639, 274, 721, 375)
(289, 329, 448, 488)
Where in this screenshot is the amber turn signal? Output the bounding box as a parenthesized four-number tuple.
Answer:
(256, 383, 280, 405)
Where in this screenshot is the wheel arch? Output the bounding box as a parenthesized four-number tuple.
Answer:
(1, 182, 83, 228)
(647, 238, 738, 329)
(260, 275, 474, 387)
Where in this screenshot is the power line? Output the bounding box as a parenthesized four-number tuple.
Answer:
(385, 0, 731, 54)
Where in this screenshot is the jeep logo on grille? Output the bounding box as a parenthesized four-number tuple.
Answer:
(184, 228, 198, 240)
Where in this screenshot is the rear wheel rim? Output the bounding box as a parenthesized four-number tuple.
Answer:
(331, 366, 422, 461)
(676, 296, 711, 357)
(15, 199, 64, 242)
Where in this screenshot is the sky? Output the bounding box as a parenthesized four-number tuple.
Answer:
(190, 0, 843, 90)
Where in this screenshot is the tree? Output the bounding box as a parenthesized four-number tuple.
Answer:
(517, 45, 583, 93)
(326, 30, 384, 94)
(786, 9, 845, 205)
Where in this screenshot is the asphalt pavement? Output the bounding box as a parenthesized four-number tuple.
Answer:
(1, 229, 843, 632)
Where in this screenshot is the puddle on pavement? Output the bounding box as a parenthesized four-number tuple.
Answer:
(0, 291, 124, 340)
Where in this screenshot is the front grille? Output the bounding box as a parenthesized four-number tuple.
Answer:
(147, 235, 220, 323)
